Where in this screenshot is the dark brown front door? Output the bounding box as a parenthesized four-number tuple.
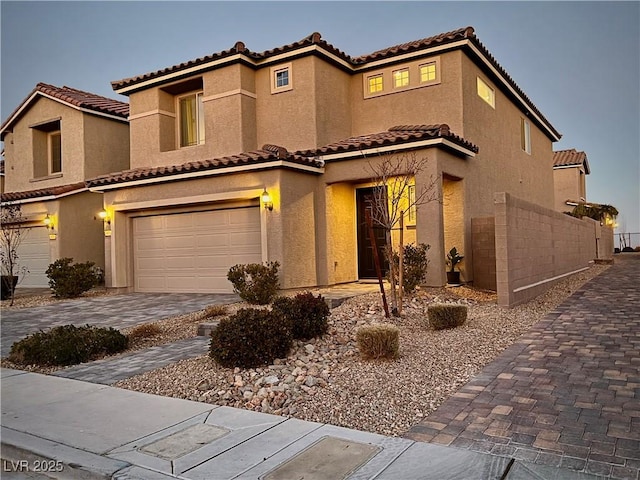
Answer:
(356, 187, 388, 278)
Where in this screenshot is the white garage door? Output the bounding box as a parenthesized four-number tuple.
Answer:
(16, 226, 51, 288)
(133, 207, 262, 293)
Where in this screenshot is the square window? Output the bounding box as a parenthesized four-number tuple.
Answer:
(521, 118, 531, 154)
(368, 75, 383, 93)
(477, 77, 495, 108)
(393, 69, 409, 88)
(420, 63, 437, 83)
(271, 64, 293, 93)
(275, 69, 289, 88)
(178, 91, 205, 147)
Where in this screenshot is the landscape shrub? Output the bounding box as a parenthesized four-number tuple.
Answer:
(8, 324, 128, 366)
(210, 308, 292, 368)
(128, 323, 162, 340)
(227, 261, 280, 305)
(46, 258, 102, 298)
(391, 243, 430, 294)
(272, 292, 330, 341)
(356, 323, 400, 360)
(427, 304, 468, 330)
(203, 304, 228, 318)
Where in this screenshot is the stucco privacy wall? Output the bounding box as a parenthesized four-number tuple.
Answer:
(494, 192, 599, 307)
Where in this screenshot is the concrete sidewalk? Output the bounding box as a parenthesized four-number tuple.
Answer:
(1, 369, 600, 480)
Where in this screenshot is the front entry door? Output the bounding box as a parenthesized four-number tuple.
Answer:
(356, 187, 388, 279)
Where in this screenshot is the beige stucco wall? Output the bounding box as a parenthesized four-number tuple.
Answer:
(553, 167, 586, 212)
(3, 97, 129, 193)
(494, 192, 597, 307)
(471, 216, 496, 290)
(460, 55, 556, 218)
(351, 51, 464, 136)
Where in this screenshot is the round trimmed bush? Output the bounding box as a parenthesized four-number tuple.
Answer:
(210, 308, 292, 368)
(8, 324, 128, 366)
(272, 292, 330, 341)
(427, 304, 468, 330)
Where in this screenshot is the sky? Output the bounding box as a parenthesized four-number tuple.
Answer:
(1, 1, 639, 235)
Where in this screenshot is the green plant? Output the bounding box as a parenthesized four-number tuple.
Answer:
(391, 243, 430, 293)
(227, 261, 280, 305)
(8, 324, 128, 366)
(427, 304, 468, 330)
(272, 292, 330, 341)
(446, 247, 464, 273)
(0, 204, 30, 305)
(210, 308, 292, 368)
(128, 323, 162, 340)
(46, 258, 102, 298)
(356, 323, 400, 360)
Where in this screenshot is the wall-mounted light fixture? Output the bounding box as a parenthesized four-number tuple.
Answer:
(97, 210, 112, 236)
(44, 214, 57, 240)
(261, 189, 273, 211)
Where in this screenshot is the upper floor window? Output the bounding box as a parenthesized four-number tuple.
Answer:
(30, 118, 62, 178)
(271, 63, 293, 93)
(49, 131, 62, 173)
(420, 63, 437, 83)
(368, 74, 384, 94)
(178, 91, 205, 147)
(520, 118, 531, 154)
(477, 77, 495, 108)
(393, 68, 409, 88)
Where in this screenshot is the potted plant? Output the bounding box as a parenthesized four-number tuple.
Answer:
(1, 204, 30, 305)
(446, 247, 464, 285)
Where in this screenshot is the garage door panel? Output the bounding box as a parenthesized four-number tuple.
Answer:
(15, 227, 50, 288)
(134, 207, 261, 293)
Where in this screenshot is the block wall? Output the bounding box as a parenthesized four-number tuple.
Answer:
(471, 217, 496, 291)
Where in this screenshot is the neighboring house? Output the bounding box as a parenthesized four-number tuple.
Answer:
(553, 148, 590, 213)
(88, 26, 561, 294)
(0, 83, 129, 287)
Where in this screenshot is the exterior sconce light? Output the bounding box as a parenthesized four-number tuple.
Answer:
(261, 189, 273, 211)
(44, 214, 57, 240)
(97, 210, 112, 237)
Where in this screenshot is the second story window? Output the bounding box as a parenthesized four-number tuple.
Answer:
(520, 118, 531, 154)
(477, 77, 495, 108)
(420, 63, 436, 83)
(270, 63, 293, 94)
(49, 130, 62, 173)
(368, 75, 383, 94)
(178, 92, 205, 147)
(393, 68, 409, 88)
(30, 118, 62, 179)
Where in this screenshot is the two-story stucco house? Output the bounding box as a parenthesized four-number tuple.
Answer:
(87, 26, 562, 294)
(552, 148, 590, 213)
(0, 83, 129, 287)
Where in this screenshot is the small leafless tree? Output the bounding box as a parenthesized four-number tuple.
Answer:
(1, 203, 30, 305)
(366, 152, 439, 315)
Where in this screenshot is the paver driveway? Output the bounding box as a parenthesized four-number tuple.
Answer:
(1, 292, 237, 356)
(405, 253, 640, 479)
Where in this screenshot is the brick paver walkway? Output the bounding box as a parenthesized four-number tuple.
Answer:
(405, 254, 640, 480)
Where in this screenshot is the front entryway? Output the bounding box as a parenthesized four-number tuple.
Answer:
(356, 188, 388, 279)
(132, 207, 262, 293)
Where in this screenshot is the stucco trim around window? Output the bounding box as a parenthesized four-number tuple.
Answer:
(128, 109, 176, 121)
(363, 56, 441, 99)
(270, 63, 293, 94)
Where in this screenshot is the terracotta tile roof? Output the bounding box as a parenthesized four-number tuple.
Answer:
(553, 149, 590, 174)
(1, 182, 86, 203)
(86, 146, 323, 188)
(298, 125, 479, 158)
(1, 83, 129, 136)
(110, 27, 559, 141)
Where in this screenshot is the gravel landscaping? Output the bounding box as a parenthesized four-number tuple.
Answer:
(115, 264, 609, 437)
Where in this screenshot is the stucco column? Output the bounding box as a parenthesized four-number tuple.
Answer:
(416, 166, 445, 286)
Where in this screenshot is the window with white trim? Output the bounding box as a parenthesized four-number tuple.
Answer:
(270, 63, 293, 93)
(30, 118, 62, 178)
(520, 118, 531, 154)
(419, 62, 437, 83)
(393, 68, 409, 88)
(178, 91, 205, 147)
(368, 74, 384, 94)
(49, 131, 62, 173)
(477, 77, 495, 108)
